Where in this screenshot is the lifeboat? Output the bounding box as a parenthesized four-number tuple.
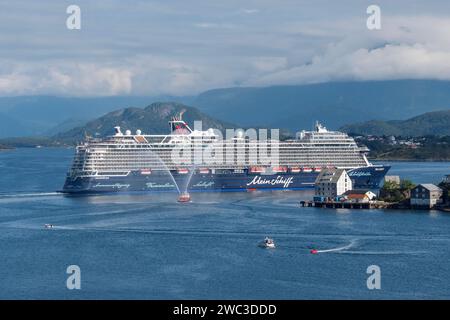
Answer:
(290, 167, 301, 173)
(177, 192, 191, 202)
(313, 167, 322, 172)
(250, 166, 265, 173)
(177, 168, 189, 174)
(199, 168, 209, 174)
(302, 167, 312, 173)
(273, 166, 287, 173)
(140, 169, 152, 175)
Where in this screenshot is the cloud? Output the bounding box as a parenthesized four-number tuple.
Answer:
(1, 1, 450, 96)
(239, 8, 259, 14)
(247, 16, 450, 86)
(194, 23, 236, 29)
(0, 62, 133, 96)
(249, 44, 450, 86)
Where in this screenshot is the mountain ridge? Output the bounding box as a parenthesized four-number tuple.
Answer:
(340, 110, 450, 136)
(2, 80, 450, 137)
(192, 80, 450, 130)
(53, 102, 235, 143)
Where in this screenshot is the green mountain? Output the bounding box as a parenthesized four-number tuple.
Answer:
(54, 102, 234, 143)
(340, 110, 450, 136)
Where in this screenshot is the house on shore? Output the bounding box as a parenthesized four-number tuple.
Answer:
(315, 169, 352, 198)
(342, 190, 377, 203)
(410, 184, 443, 209)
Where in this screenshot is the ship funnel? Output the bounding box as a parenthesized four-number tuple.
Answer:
(169, 110, 192, 134)
(315, 121, 327, 133)
(114, 126, 123, 136)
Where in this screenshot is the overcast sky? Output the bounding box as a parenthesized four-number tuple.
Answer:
(1, 0, 450, 96)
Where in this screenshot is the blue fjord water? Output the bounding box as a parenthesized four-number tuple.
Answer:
(0, 148, 450, 299)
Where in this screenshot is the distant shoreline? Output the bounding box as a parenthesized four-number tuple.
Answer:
(370, 158, 450, 162)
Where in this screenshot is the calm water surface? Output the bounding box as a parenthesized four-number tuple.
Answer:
(0, 148, 449, 299)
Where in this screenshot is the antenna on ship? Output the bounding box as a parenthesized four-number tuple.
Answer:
(179, 109, 186, 119)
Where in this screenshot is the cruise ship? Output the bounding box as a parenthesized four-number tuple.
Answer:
(62, 112, 389, 193)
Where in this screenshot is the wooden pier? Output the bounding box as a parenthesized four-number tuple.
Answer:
(300, 200, 391, 209)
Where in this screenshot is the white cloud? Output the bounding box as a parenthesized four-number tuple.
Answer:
(0, 62, 133, 96)
(239, 8, 259, 14)
(1, 1, 450, 96)
(247, 16, 450, 86)
(194, 23, 236, 29)
(252, 57, 287, 72)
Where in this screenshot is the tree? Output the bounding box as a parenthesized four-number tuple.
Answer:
(383, 181, 399, 192)
(380, 179, 415, 203)
(400, 179, 415, 191)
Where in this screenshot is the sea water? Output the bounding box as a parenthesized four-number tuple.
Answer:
(0, 148, 449, 299)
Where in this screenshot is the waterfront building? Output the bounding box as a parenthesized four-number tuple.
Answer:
(410, 184, 443, 209)
(342, 190, 377, 203)
(315, 169, 352, 198)
(384, 175, 400, 184)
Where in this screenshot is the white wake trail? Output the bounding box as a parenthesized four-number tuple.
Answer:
(0, 192, 61, 198)
(316, 240, 357, 253)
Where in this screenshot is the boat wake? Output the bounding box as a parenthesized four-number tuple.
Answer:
(0, 192, 62, 199)
(315, 239, 357, 253)
(340, 250, 424, 256)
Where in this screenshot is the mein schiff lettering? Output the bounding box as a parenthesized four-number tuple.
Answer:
(247, 176, 294, 188)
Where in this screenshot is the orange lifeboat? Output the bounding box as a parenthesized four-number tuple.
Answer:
(273, 166, 287, 173)
(250, 166, 265, 173)
(302, 167, 312, 173)
(177, 168, 189, 174)
(140, 169, 152, 175)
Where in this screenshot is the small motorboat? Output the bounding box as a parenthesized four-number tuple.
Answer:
(259, 237, 275, 249)
(177, 192, 191, 203)
(44, 224, 54, 229)
(310, 249, 318, 254)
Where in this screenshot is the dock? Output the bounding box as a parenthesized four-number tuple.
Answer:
(300, 200, 391, 209)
